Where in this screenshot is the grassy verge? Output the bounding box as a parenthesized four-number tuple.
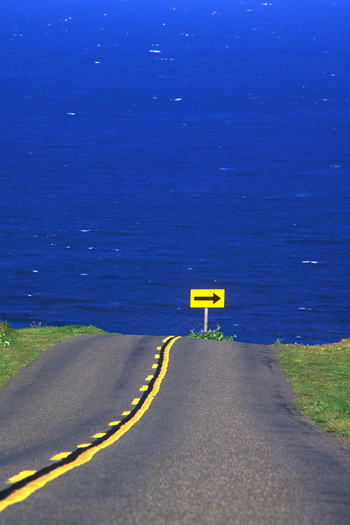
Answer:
(0, 321, 111, 392)
(277, 338, 350, 443)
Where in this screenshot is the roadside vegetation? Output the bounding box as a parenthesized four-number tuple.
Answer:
(277, 338, 350, 444)
(3, 319, 350, 446)
(188, 325, 236, 341)
(0, 321, 110, 392)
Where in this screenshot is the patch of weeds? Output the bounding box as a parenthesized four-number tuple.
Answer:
(188, 324, 237, 341)
(0, 321, 15, 337)
(0, 321, 16, 351)
(30, 321, 43, 329)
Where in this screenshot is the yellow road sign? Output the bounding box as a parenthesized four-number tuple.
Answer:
(190, 289, 225, 308)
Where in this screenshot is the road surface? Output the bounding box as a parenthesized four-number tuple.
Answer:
(1, 334, 350, 524)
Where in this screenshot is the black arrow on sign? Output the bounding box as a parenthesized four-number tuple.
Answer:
(194, 293, 221, 304)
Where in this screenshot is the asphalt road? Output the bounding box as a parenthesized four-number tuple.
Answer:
(1, 334, 350, 524)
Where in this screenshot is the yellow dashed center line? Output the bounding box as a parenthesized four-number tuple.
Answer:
(7, 472, 36, 484)
(0, 336, 181, 513)
(162, 336, 174, 343)
(50, 453, 71, 461)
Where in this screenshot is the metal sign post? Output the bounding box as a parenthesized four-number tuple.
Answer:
(190, 289, 225, 333)
(204, 307, 208, 333)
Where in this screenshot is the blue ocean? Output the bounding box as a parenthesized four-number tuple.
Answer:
(1, 0, 349, 344)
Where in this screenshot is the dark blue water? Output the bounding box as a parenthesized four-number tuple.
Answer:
(1, 0, 349, 344)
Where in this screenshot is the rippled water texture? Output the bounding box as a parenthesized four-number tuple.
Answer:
(1, 0, 349, 344)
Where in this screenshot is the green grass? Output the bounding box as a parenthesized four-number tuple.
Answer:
(3, 319, 350, 446)
(0, 321, 111, 392)
(188, 325, 237, 341)
(277, 338, 350, 443)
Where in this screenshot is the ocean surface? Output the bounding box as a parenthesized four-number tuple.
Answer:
(1, 0, 349, 344)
